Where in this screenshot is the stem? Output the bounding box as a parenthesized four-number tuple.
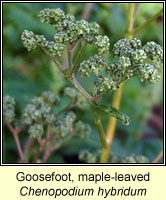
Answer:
(52, 57, 64, 74)
(42, 125, 51, 163)
(6, 121, 25, 163)
(23, 138, 35, 155)
(82, 3, 94, 20)
(42, 131, 77, 163)
(69, 42, 87, 76)
(125, 3, 136, 39)
(40, 45, 64, 74)
(68, 48, 73, 70)
(101, 3, 137, 163)
(102, 4, 163, 163)
(13, 133, 25, 163)
(32, 141, 43, 163)
(92, 106, 107, 149)
(152, 151, 163, 163)
(91, 105, 108, 163)
(131, 8, 163, 35)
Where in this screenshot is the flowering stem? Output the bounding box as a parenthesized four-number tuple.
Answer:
(6, 121, 25, 163)
(101, 4, 163, 164)
(131, 8, 163, 35)
(100, 3, 137, 163)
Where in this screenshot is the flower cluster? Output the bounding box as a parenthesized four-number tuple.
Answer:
(78, 37, 162, 94)
(94, 35, 110, 54)
(95, 76, 118, 92)
(109, 153, 149, 163)
(74, 121, 91, 140)
(3, 96, 16, 123)
(55, 111, 76, 138)
(64, 87, 88, 110)
(22, 91, 59, 138)
(143, 41, 163, 61)
(78, 54, 107, 77)
(21, 8, 162, 97)
(79, 150, 97, 163)
(20, 89, 91, 139)
(55, 112, 91, 140)
(28, 124, 44, 138)
(21, 30, 64, 56)
(79, 150, 149, 163)
(110, 38, 163, 85)
(21, 8, 110, 58)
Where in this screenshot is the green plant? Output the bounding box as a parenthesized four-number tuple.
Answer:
(3, 5, 163, 163)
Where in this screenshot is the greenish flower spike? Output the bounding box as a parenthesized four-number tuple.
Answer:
(21, 30, 64, 56)
(22, 8, 103, 56)
(110, 38, 162, 85)
(95, 75, 119, 92)
(94, 35, 110, 54)
(74, 121, 91, 140)
(55, 111, 76, 138)
(42, 91, 60, 106)
(28, 124, 44, 138)
(21, 30, 38, 51)
(3, 96, 16, 123)
(22, 91, 58, 126)
(39, 8, 65, 24)
(143, 41, 163, 61)
(79, 54, 107, 77)
(109, 153, 149, 163)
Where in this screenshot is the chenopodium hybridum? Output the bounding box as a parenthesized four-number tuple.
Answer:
(21, 8, 163, 124)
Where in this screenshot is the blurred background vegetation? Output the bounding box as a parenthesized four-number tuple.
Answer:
(3, 3, 163, 163)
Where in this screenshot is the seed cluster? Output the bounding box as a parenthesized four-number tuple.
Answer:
(55, 111, 76, 138)
(22, 91, 59, 138)
(21, 8, 110, 58)
(21, 30, 64, 56)
(109, 153, 149, 163)
(74, 121, 91, 140)
(21, 8, 162, 96)
(3, 96, 16, 123)
(79, 150, 149, 163)
(79, 38, 163, 93)
(4, 89, 91, 140)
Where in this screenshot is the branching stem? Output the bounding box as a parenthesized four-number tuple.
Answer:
(6, 121, 25, 163)
(100, 3, 137, 163)
(131, 8, 163, 35)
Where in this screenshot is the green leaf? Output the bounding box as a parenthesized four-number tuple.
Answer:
(93, 104, 130, 125)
